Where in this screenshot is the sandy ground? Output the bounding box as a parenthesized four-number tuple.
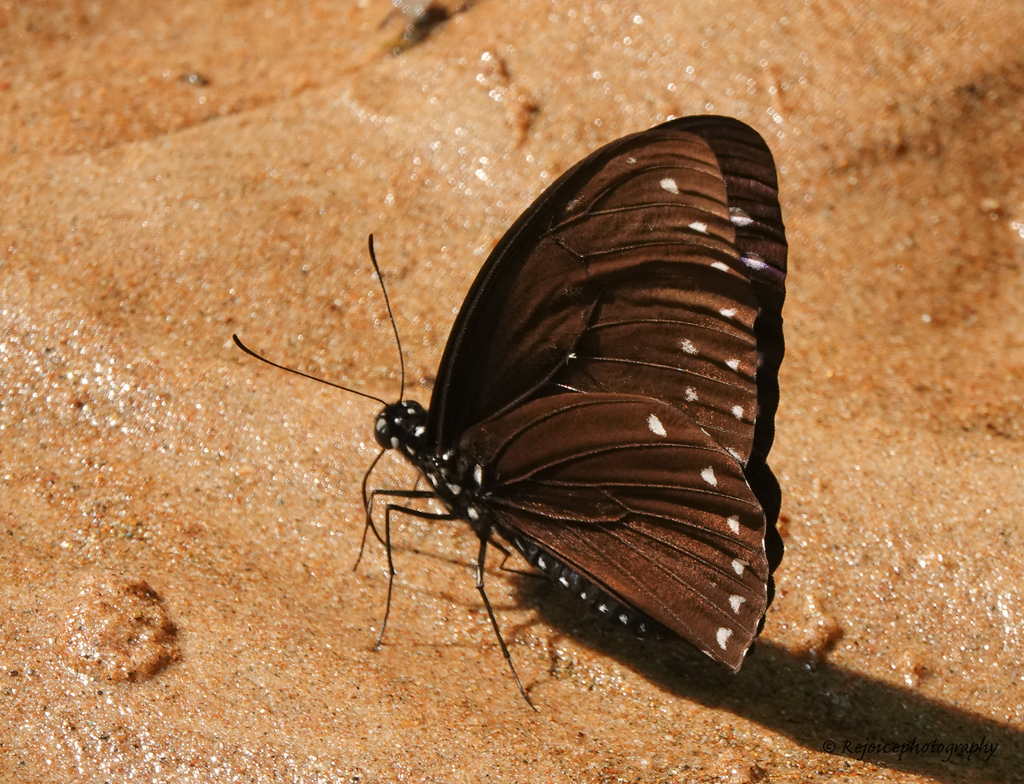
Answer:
(3, 1, 1024, 782)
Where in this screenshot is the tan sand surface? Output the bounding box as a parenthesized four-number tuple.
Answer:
(2, 1, 1023, 781)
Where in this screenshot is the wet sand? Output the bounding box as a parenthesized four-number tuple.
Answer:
(2, 1, 1023, 782)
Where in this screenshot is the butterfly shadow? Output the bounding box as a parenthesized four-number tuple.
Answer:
(516, 578, 1021, 784)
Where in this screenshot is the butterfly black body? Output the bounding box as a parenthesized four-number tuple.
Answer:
(371, 115, 787, 675)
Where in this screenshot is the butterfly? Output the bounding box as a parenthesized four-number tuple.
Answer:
(235, 115, 787, 706)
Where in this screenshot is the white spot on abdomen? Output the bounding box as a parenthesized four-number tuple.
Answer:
(701, 467, 717, 486)
(717, 627, 733, 650)
(647, 414, 667, 436)
(660, 177, 679, 194)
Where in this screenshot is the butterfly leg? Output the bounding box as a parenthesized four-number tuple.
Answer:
(357, 449, 388, 560)
(355, 484, 437, 570)
(374, 502, 456, 651)
(490, 536, 541, 579)
(475, 537, 538, 711)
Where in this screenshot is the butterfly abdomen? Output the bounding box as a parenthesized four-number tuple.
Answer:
(506, 533, 664, 638)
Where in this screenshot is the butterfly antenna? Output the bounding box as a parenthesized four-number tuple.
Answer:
(367, 235, 406, 401)
(232, 335, 387, 406)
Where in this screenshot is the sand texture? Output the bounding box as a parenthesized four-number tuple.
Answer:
(2, 1, 1023, 782)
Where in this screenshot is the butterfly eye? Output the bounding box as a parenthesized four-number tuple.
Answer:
(373, 410, 395, 449)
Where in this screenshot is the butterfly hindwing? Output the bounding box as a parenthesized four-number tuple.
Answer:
(459, 394, 769, 669)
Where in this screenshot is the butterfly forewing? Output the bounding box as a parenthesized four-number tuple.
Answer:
(432, 127, 727, 445)
(430, 122, 774, 467)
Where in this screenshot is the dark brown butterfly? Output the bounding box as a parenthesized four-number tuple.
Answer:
(237, 115, 787, 706)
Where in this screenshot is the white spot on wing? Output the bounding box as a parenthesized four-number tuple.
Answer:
(717, 627, 733, 650)
(711, 261, 730, 272)
(559, 576, 569, 587)
(701, 467, 717, 486)
(537, 555, 547, 569)
(473, 464, 483, 485)
(684, 387, 698, 402)
(660, 177, 679, 194)
(729, 595, 746, 614)
(467, 507, 479, 520)
(720, 308, 737, 318)
(727, 516, 740, 534)
(731, 405, 744, 419)
(742, 253, 767, 270)
(731, 559, 746, 575)
(725, 359, 740, 371)
(680, 339, 698, 355)
(729, 207, 754, 226)
(688, 221, 708, 234)
(647, 414, 667, 437)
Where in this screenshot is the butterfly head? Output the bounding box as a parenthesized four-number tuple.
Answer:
(374, 400, 428, 453)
